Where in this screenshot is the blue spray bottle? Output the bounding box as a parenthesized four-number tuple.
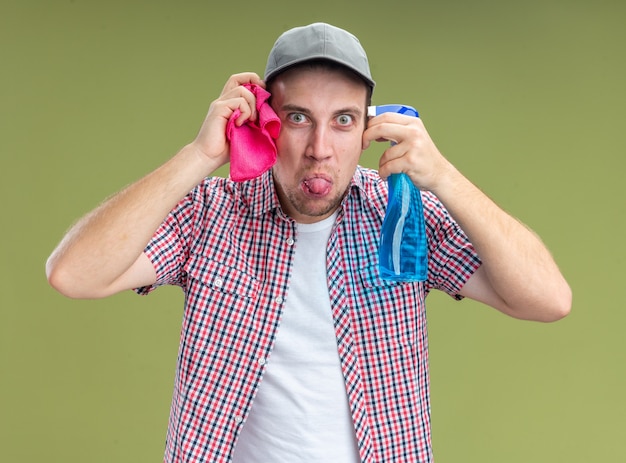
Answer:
(368, 104, 428, 282)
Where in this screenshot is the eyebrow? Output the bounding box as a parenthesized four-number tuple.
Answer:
(280, 104, 310, 114)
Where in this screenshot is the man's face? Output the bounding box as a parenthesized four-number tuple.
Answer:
(269, 66, 368, 224)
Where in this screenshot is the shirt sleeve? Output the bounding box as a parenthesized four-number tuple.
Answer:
(134, 191, 196, 296)
(422, 191, 482, 299)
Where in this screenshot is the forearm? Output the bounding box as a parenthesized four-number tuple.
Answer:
(46, 72, 269, 298)
(431, 165, 572, 321)
(46, 144, 218, 298)
(365, 113, 571, 320)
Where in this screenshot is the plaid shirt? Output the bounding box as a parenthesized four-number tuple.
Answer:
(137, 166, 480, 462)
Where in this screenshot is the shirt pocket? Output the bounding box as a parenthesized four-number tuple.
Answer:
(184, 254, 259, 300)
(182, 254, 260, 353)
(355, 264, 424, 348)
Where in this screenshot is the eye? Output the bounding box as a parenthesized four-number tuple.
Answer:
(336, 114, 353, 126)
(288, 113, 307, 124)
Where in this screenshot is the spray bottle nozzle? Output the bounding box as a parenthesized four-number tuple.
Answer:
(368, 105, 419, 118)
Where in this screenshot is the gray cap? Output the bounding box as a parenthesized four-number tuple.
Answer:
(264, 22, 375, 92)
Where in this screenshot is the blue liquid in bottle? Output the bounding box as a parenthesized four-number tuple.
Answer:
(369, 104, 428, 282)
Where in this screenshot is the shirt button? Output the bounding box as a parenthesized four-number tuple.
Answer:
(286, 237, 295, 246)
(214, 278, 224, 288)
(258, 358, 266, 366)
(234, 415, 243, 424)
(274, 296, 283, 305)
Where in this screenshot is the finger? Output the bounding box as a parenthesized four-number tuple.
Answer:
(237, 86, 258, 124)
(367, 112, 422, 134)
(378, 147, 422, 183)
(378, 153, 406, 181)
(378, 143, 406, 170)
(363, 121, 402, 149)
(221, 72, 265, 94)
(217, 87, 258, 125)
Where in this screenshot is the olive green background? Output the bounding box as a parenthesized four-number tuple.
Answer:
(1, 0, 624, 461)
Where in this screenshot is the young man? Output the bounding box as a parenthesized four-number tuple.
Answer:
(46, 23, 571, 462)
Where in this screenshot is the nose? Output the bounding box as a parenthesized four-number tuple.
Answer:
(306, 124, 332, 161)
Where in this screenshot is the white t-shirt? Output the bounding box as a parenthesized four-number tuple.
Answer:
(232, 212, 361, 462)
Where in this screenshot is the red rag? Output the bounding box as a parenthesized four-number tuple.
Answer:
(226, 84, 281, 182)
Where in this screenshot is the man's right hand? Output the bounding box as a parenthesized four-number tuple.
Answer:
(45, 72, 265, 299)
(189, 72, 266, 170)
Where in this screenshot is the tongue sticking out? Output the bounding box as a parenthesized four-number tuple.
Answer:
(303, 177, 332, 196)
